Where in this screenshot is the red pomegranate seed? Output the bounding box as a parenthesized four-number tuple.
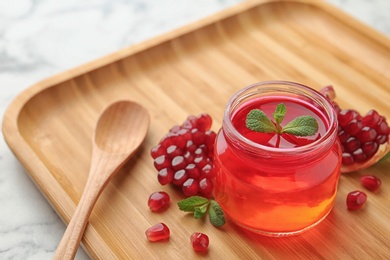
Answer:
(342, 153, 354, 165)
(356, 127, 377, 143)
(346, 190, 367, 210)
(186, 140, 197, 152)
(362, 110, 381, 127)
(321, 85, 336, 99)
(154, 155, 170, 171)
(186, 163, 201, 179)
(344, 119, 363, 136)
(190, 232, 209, 252)
(182, 178, 199, 196)
(166, 145, 183, 159)
(377, 117, 390, 135)
(177, 128, 192, 141)
(145, 223, 170, 242)
(338, 110, 359, 127)
(157, 168, 174, 185)
(194, 145, 208, 156)
(201, 164, 215, 179)
(205, 130, 217, 148)
(360, 175, 381, 192)
(184, 151, 195, 163)
(344, 137, 361, 153)
(352, 148, 367, 162)
(182, 118, 195, 129)
(194, 155, 208, 169)
(173, 169, 189, 186)
(199, 178, 214, 197)
(376, 134, 388, 145)
(151, 145, 164, 159)
(338, 130, 350, 143)
(174, 136, 189, 150)
(192, 130, 206, 145)
(160, 134, 175, 148)
(186, 115, 197, 127)
(361, 142, 379, 158)
(171, 155, 186, 170)
(195, 114, 212, 132)
(148, 191, 170, 212)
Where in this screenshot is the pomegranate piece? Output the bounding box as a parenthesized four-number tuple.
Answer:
(145, 223, 170, 242)
(346, 190, 367, 210)
(199, 177, 214, 198)
(182, 178, 200, 197)
(151, 114, 216, 196)
(360, 175, 382, 192)
(321, 86, 390, 172)
(157, 168, 174, 185)
(148, 191, 170, 212)
(190, 232, 209, 252)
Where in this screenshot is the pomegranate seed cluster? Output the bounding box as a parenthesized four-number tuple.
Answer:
(335, 108, 390, 165)
(321, 85, 390, 168)
(151, 114, 217, 197)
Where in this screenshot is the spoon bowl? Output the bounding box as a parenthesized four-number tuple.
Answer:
(54, 100, 150, 260)
(95, 101, 149, 154)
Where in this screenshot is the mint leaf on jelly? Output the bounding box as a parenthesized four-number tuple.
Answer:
(282, 115, 319, 136)
(246, 109, 277, 133)
(273, 103, 287, 126)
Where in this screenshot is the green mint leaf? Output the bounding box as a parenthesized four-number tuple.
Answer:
(246, 109, 276, 133)
(194, 203, 209, 219)
(177, 196, 210, 212)
(273, 103, 286, 125)
(208, 200, 226, 227)
(282, 115, 319, 136)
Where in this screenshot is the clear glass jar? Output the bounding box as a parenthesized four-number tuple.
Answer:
(214, 81, 342, 236)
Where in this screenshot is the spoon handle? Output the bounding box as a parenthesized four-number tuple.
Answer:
(53, 176, 103, 260)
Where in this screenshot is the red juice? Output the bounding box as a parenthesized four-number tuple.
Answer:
(214, 81, 342, 236)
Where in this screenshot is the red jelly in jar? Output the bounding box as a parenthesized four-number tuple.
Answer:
(214, 81, 342, 236)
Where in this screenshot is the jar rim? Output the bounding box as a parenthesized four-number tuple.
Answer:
(223, 80, 338, 155)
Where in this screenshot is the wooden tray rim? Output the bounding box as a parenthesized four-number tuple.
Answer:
(3, 0, 390, 257)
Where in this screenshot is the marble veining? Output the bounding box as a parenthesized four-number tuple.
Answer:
(1, 1, 390, 259)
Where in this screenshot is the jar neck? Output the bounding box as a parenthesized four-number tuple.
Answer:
(222, 81, 338, 162)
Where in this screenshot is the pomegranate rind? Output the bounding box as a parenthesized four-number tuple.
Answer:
(320, 86, 390, 173)
(341, 138, 390, 173)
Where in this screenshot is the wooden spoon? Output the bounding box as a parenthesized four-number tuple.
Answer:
(53, 100, 150, 260)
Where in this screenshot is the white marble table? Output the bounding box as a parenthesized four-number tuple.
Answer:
(1, 1, 390, 259)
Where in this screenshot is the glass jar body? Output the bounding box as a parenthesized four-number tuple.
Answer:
(213, 81, 342, 236)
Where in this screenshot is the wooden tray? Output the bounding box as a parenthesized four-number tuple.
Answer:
(3, 0, 390, 258)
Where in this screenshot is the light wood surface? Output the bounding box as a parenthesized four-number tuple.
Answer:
(3, 0, 390, 259)
(53, 101, 149, 259)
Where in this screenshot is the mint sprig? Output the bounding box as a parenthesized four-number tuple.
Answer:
(246, 103, 318, 137)
(177, 196, 209, 212)
(273, 103, 286, 128)
(282, 115, 318, 136)
(246, 109, 276, 133)
(208, 200, 226, 227)
(177, 196, 226, 227)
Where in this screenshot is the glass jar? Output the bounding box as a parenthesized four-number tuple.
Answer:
(214, 81, 342, 236)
